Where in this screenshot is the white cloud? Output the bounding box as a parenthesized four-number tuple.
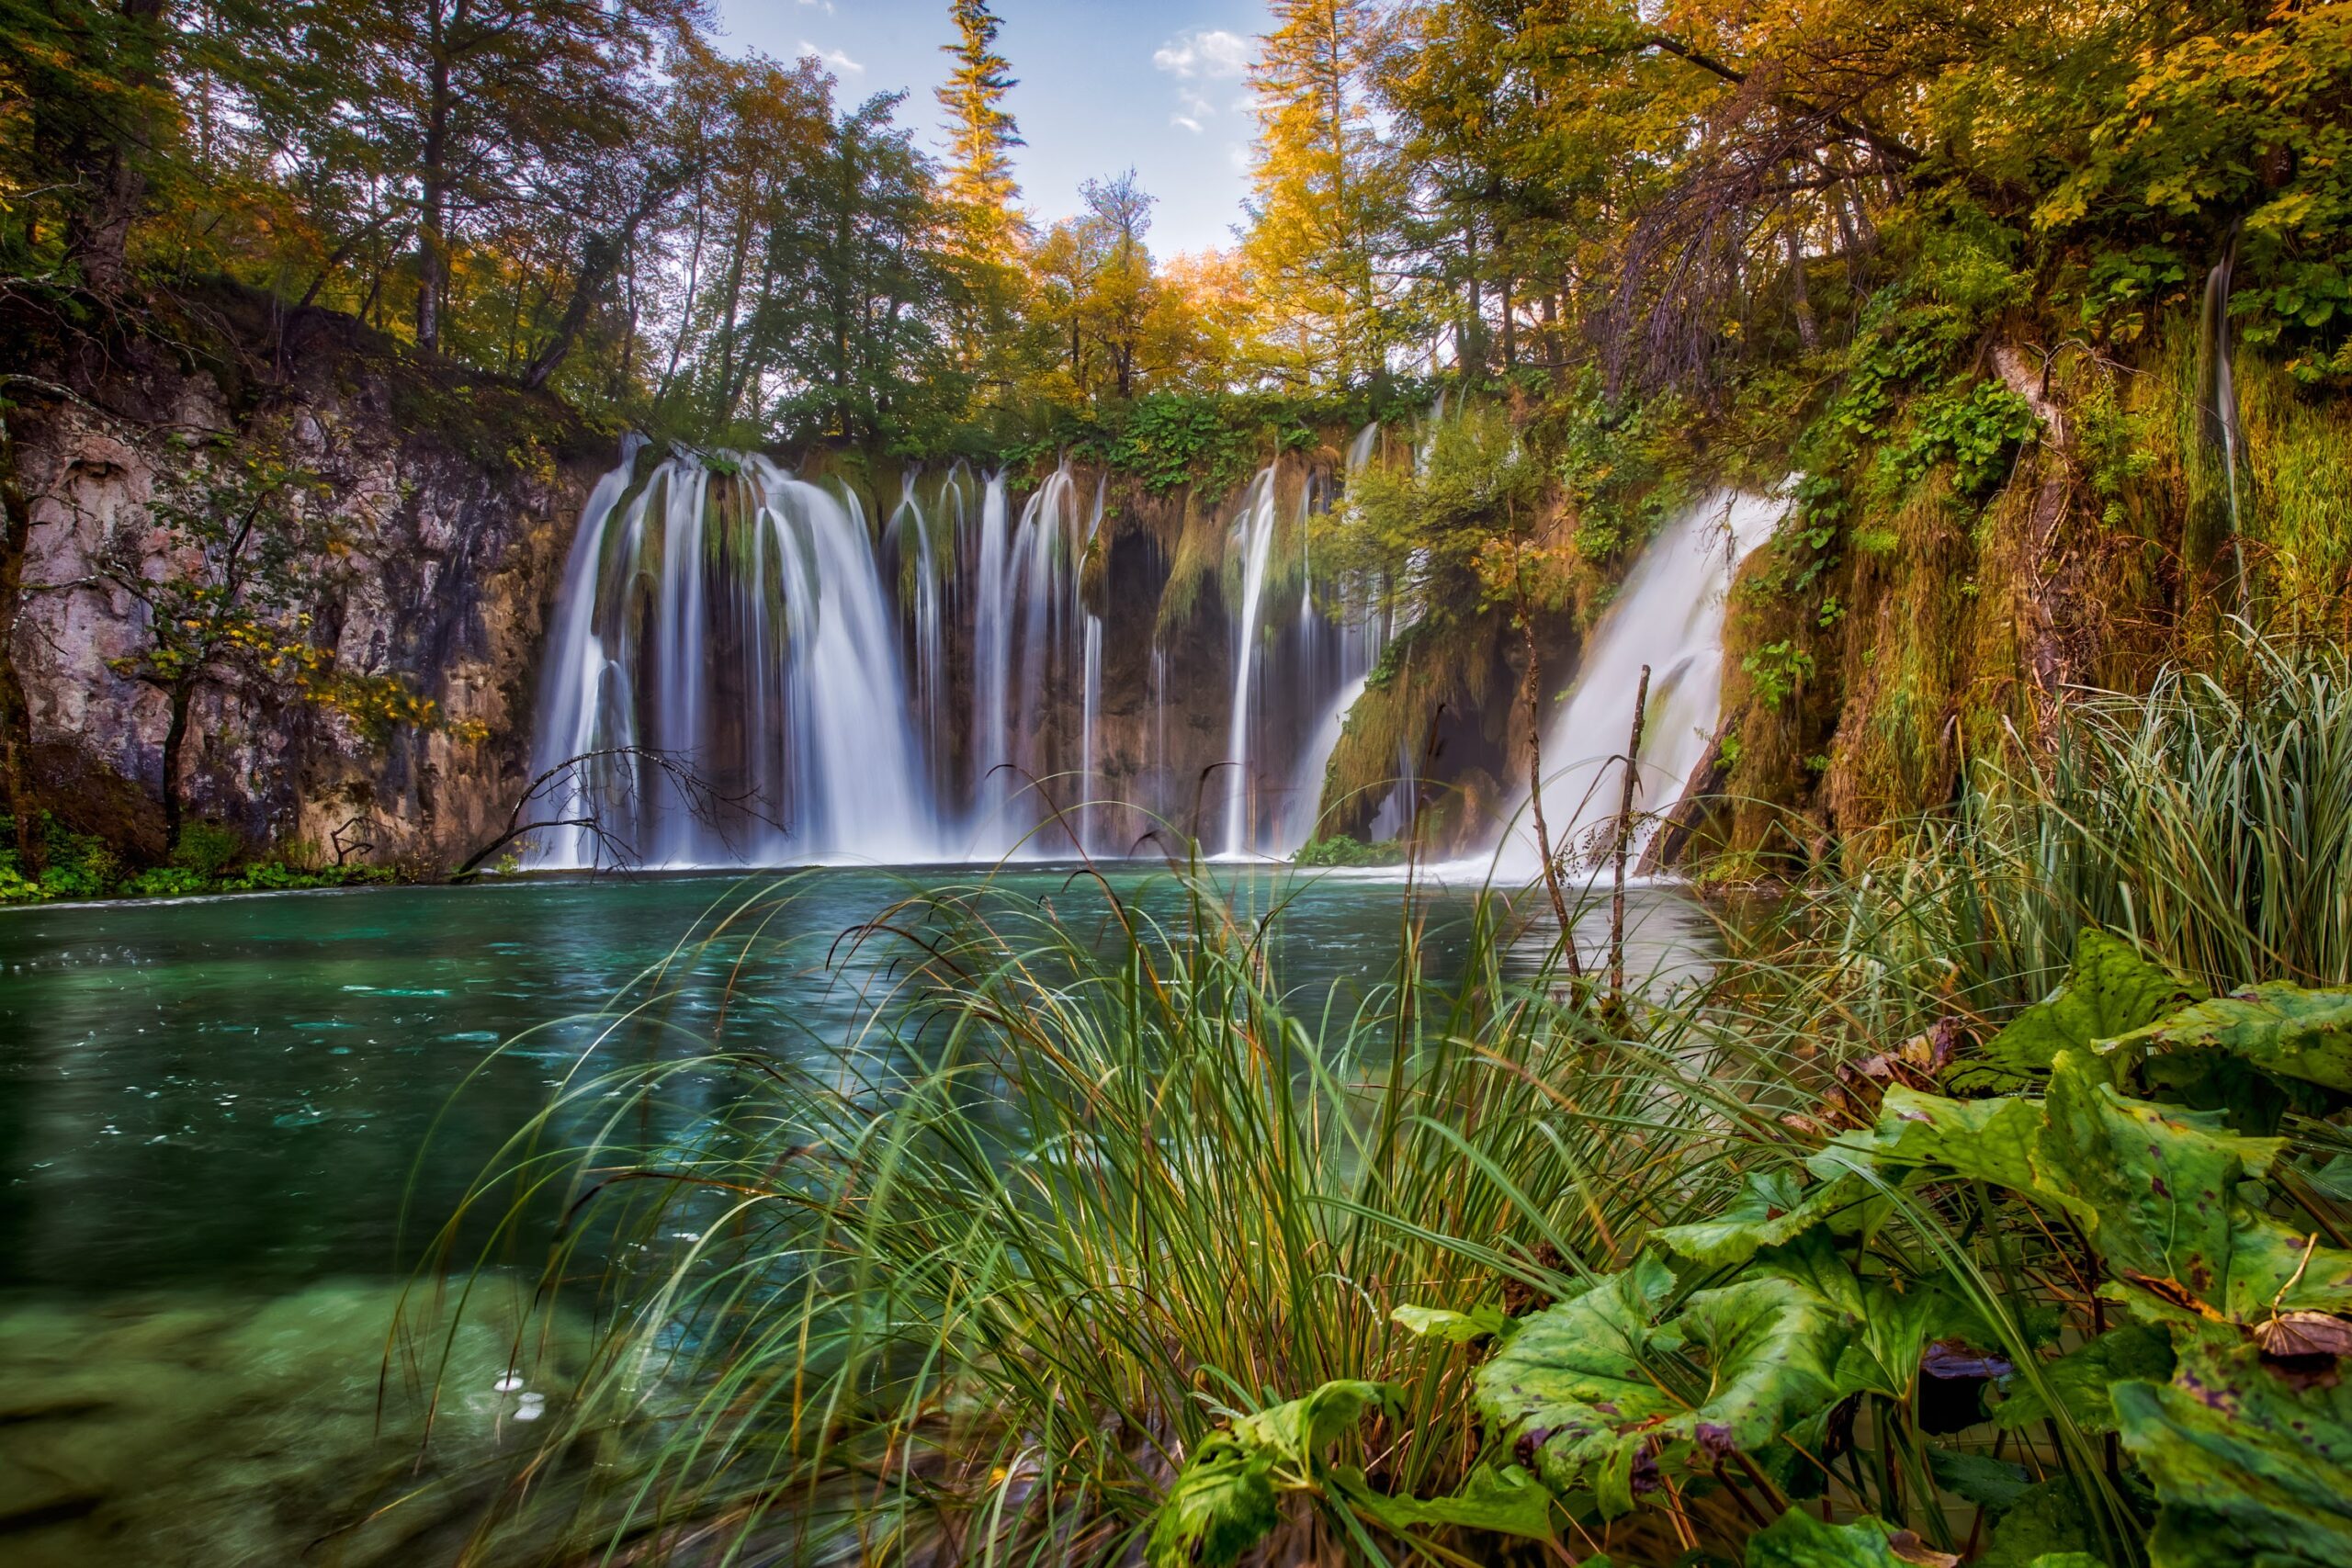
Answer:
(797, 0, 835, 12)
(1172, 113, 1204, 134)
(1152, 28, 1250, 81)
(798, 40, 864, 73)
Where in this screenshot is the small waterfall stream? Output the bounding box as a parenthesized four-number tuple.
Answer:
(1221, 469, 1283, 857)
(1491, 489, 1787, 880)
(525, 453, 947, 867)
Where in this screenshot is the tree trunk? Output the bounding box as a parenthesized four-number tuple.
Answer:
(525, 233, 621, 390)
(0, 408, 43, 873)
(1521, 610, 1579, 978)
(1992, 343, 2075, 744)
(1786, 221, 1819, 352)
(1608, 663, 1651, 1006)
(416, 47, 454, 353)
(65, 0, 167, 296)
(160, 677, 194, 844)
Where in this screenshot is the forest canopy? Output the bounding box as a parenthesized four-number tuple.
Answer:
(3, 0, 2346, 465)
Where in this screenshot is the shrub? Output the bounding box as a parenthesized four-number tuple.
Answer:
(170, 820, 245, 877)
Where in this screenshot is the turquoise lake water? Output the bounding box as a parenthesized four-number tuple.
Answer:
(0, 866, 1718, 1563)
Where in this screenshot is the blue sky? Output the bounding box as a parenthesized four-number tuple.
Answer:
(712, 0, 1273, 256)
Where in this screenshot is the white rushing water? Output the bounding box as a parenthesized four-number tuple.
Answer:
(1488, 488, 1788, 881)
(525, 452, 948, 868)
(526, 446, 1381, 869)
(524, 440, 1774, 875)
(1220, 468, 1283, 857)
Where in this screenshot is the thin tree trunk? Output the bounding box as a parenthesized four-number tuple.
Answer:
(1786, 220, 1818, 352)
(1521, 607, 1579, 978)
(1609, 663, 1652, 1005)
(525, 234, 620, 389)
(66, 0, 167, 296)
(160, 677, 194, 844)
(415, 32, 454, 353)
(0, 410, 43, 872)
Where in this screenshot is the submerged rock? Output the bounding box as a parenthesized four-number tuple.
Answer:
(0, 1278, 593, 1566)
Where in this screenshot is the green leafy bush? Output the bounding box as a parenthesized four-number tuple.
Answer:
(1151, 931, 2352, 1566)
(169, 820, 244, 877)
(1293, 835, 1406, 868)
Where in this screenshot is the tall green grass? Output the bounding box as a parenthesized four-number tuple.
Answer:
(1807, 626, 2352, 1040)
(424, 630, 2352, 1565)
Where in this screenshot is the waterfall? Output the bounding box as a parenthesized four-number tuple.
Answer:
(884, 468, 946, 793)
(970, 470, 1013, 836)
(761, 465, 940, 861)
(527, 441, 1763, 876)
(1284, 670, 1369, 849)
(1080, 614, 1102, 854)
(1220, 468, 1283, 857)
(1491, 489, 1787, 880)
(526, 448, 949, 868)
(524, 434, 646, 870)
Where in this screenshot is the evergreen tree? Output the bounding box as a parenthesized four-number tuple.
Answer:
(1243, 0, 1409, 389)
(934, 0, 1022, 232)
(933, 0, 1026, 397)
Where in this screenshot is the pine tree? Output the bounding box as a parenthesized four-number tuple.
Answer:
(934, 0, 1024, 395)
(935, 0, 1022, 234)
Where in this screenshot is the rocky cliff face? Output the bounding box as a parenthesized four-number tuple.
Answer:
(8, 303, 606, 872)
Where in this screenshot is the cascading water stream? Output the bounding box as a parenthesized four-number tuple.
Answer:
(526, 449, 951, 868)
(969, 470, 1013, 839)
(525, 437, 1767, 876)
(1490, 489, 1788, 881)
(1080, 614, 1102, 853)
(525, 434, 646, 871)
(1221, 468, 1283, 857)
(762, 466, 942, 861)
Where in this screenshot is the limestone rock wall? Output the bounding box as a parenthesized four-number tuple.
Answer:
(10, 313, 605, 871)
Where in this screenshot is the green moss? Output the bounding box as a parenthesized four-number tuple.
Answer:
(1293, 835, 1407, 867)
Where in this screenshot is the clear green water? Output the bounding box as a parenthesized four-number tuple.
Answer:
(0, 867, 1715, 1562)
(0, 866, 1718, 1293)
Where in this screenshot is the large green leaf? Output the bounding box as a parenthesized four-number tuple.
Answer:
(1991, 1323, 2176, 1435)
(2037, 1053, 2352, 1320)
(1973, 1478, 2101, 1568)
(1830, 1280, 1944, 1400)
(1974, 928, 2207, 1076)
(1826, 1053, 2352, 1321)
(1475, 1258, 1851, 1517)
(1227, 1379, 1395, 1469)
(1335, 1462, 1557, 1542)
(1657, 1170, 1881, 1270)
(1925, 1448, 2034, 1511)
(1744, 1508, 1937, 1567)
(2115, 1328, 2352, 1568)
(1811, 1087, 2044, 1194)
(1146, 1432, 1279, 1568)
(1391, 1303, 1514, 1345)
(1145, 1381, 1396, 1568)
(2104, 983, 2352, 1093)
